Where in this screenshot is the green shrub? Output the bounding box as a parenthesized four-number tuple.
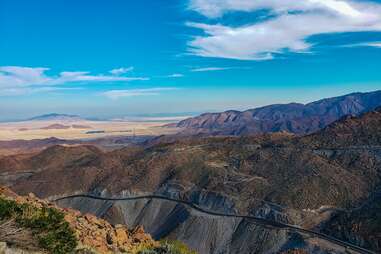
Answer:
(75, 246, 100, 254)
(138, 250, 159, 254)
(0, 198, 19, 218)
(136, 240, 197, 254)
(161, 240, 197, 254)
(0, 197, 77, 254)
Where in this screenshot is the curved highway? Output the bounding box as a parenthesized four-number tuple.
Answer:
(54, 194, 376, 254)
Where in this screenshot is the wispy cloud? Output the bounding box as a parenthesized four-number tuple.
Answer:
(190, 66, 250, 72)
(187, 0, 381, 60)
(345, 41, 381, 48)
(109, 67, 134, 75)
(102, 87, 178, 100)
(189, 0, 367, 18)
(0, 66, 148, 96)
(0, 66, 52, 88)
(0, 66, 147, 88)
(367, 42, 381, 48)
(191, 67, 232, 72)
(0, 86, 84, 97)
(166, 73, 184, 78)
(56, 71, 147, 83)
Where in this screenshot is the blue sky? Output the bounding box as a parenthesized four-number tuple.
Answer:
(0, 0, 381, 120)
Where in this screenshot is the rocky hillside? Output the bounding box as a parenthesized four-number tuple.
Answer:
(0, 137, 72, 156)
(0, 186, 197, 254)
(172, 90, 381, 136)
(0, 135, 153, 156)
(2, 137, 367, 210)
(0, 186, 158, 253)
(1, 107, 381, 253)
(302, 106, 381, 148)
(322, 194, 381, 252)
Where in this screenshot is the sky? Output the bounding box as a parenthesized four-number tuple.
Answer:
(0, 0, 381, 120)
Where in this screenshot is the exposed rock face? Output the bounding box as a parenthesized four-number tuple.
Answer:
(2, 107, 381, 253)
(57, 194, 354, 254)
(280, 250, 308, 254)
(64, 210, 155, 253)
(173, 90, 381, 136)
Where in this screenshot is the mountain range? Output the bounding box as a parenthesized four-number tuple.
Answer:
(173, 90, 381, 136)
(1, 107, 381, 253)
(28, 113, 84, 121)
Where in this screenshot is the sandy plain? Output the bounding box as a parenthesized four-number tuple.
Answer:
(0, 120, 180, 141)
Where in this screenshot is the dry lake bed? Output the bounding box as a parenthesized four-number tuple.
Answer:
(0, 119, 181, 141)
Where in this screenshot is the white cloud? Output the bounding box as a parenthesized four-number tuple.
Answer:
(343, 41, 381, 48)
(166, 73, 184, 78)
(103, 87, 178, 100)
(0, 86, 83, 97)
(189, 0, 373, 18)
(0, 66, 148, 96)
(190, 67, 233, 72)
(109, 67, 134, 75)
(0, 66, 148, 88)
(56, 71, 147, 83)
(0, 66, 52, 88)
(187, 0, 381, 60)
(361, 42, 381, 48)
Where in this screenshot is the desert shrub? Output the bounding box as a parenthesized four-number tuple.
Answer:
(75, 246, 100, 254)
(138, 249, 159, 254)
(0, 198, 19, 218)
(0, 197, 77, 254)
(136, 240, 197, 254)
(131, 241, 157, 254)
(160, 240, 197, 254)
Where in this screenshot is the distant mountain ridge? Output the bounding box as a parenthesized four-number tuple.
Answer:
(174, 90, 381, 136)
(28, 113, 83, 121)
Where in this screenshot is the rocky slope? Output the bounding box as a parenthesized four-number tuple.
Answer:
(322, 194, 381, 252)
(0, 137, 72, 156)
(172, 90, 381, 136)
(0, 186, 157, 254)
(302, 106, 381, 148)
(1, 108, 381, 253)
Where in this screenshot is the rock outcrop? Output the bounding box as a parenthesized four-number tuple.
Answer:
(0, 186, 157, 254)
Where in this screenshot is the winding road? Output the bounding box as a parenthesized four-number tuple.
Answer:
(54, 194, 376, 254)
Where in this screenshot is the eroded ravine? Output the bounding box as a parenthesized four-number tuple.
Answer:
(53, 193, 375, 254)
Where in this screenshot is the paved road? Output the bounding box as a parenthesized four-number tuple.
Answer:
(54, 194, 376, 254)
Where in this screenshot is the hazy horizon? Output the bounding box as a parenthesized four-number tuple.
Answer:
(1, 88, 380, 122)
